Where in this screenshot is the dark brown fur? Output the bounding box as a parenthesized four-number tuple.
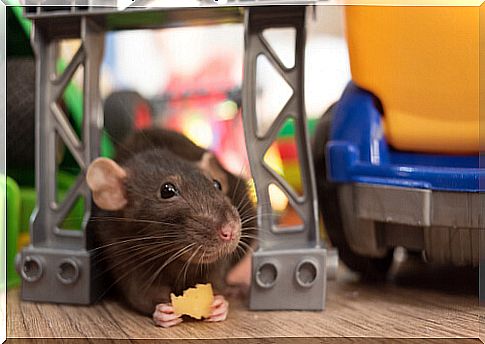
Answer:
(88, 128, 256, 315)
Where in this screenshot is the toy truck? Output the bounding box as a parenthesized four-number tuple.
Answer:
(313, 5, 484, 277)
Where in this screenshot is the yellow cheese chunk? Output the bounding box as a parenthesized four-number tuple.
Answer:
(170, 283, 214, 320)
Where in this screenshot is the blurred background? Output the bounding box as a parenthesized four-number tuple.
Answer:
(91, 6, 350, 175)
(57, 6, 351, 228)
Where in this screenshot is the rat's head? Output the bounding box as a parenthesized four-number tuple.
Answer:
(86, 149, 242, 264)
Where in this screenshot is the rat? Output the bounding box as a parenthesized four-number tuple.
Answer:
(86, 128, 256, 328)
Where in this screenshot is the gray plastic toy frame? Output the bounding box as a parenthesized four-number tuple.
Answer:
(15, 4, 330, 310)
(338, 183, 483, 266)
(243, 6, 327, 310)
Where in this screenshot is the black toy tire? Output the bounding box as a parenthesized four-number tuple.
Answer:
(6, 57, 36, 169)
(103, 90, 153, 145)
(312, 103, 394, 280)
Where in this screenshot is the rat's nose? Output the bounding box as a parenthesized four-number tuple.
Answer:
(219, 224, 237, 242)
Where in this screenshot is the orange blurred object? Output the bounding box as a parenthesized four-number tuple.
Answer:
(345, 5, 479, 154)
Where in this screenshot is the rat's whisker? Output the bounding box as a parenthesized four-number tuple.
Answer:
(143, 243, 196, 295)
(138, 244, 194, 292)
(91, 241, 162, 262)
(237, 240, 254, 254)
(139, 244, 195, 296)
(178, 245, 201, 288)
(238, 206, 272, 220)
(89, 216, 184, 227)
(235, 193, 256, 210)
(93, 242, 183, 280)
(93, 245, 173, 302)
(234, 244, 248, 262)
(90, 234, 187, 254)
(241, 226, 260, 230)
(230, 164, 247, 204)
(240, 234, 259, 240)
(88, 235, 180, 253)
(92, 239, 188, 267)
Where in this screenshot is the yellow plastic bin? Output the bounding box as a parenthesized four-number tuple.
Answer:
(345, 5, 479, 154)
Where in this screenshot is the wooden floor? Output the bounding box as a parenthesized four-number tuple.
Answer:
(6, 256, 484, 343)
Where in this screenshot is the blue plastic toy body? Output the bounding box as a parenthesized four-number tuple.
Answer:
(326, 82, 482, 192)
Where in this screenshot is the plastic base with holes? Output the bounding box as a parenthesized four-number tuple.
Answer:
(249, 247, 327, 310)
(16, 247, 104, 304)
(243, 6, 329, 311)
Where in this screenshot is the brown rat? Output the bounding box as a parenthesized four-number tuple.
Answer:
(86, 128, 256, 327)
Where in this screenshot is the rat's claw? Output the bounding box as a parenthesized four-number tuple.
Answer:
(205, 295, 229, 322)
(153, 303, 183, 328)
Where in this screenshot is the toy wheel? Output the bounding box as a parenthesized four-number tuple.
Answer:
(312, 103, 394, 280)
(6, 57, 36, 169)
(103, 90, 153, 145)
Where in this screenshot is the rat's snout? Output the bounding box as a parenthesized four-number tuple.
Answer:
(218, 222, 239, 242)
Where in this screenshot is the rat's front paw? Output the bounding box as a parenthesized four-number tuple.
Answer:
(205, 295, 229, 322)
(153, 303, 182, 328)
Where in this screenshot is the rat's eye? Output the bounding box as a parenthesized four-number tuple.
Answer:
(160, 183, 178, 199)
(213, 179, 222, 191)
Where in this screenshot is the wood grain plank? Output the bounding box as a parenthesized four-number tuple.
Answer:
(7, 260, 480, 342)
(4, 339, 484, 344)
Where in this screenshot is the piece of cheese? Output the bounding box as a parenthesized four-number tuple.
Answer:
(170, 283, 214, 319)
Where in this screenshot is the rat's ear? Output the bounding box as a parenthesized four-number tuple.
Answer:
(86, 157, 128, 211)
(198, 152, 229, 193)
